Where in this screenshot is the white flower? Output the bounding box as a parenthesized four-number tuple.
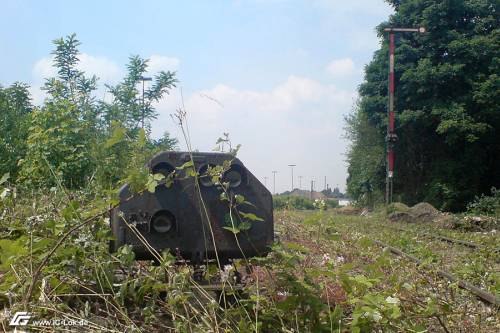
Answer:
(220, 264, 233, 283)
(385, 296, 400, 305)
(372, 310, 382, 322)
(0, 188, 10, 200)
(26, 214, 47, 228)
(321, 253, 331, 265)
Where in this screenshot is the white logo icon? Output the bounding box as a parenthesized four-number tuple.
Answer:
(9, 312, 31, 326)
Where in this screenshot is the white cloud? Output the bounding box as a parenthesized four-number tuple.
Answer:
(33, 53, 122, 84)
(30, 53, 179, 104)
(326, 58, 355, 78)
(31, 53, 123, 104)
(33, 57, 57, 80)
(147, 55, 180, 74)
(77, 53, 122, 84)
(151, 75, 357, 193)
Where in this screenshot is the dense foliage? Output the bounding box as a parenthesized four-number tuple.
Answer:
(273, 195, 317, 210)
(466, 187, 500, 217)
(0, 83, 32, 178)
(2, 34, 178, 190)
(1, 184, 497, 331)
(346, 0, 499, 211)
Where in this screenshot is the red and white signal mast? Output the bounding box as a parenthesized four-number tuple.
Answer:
(383, 26, 425, 204)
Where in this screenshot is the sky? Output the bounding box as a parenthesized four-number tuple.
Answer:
(0, 0, 393, 194)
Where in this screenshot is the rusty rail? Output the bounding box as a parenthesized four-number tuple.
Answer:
(388, 226, 479, 249)
(373, 239, 500, 306)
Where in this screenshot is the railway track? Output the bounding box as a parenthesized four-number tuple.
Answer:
(331, 217, 500, 306)
(348, 215, 500, 252)
(377, 224, 480, 249)
(372, 239, 500, 306)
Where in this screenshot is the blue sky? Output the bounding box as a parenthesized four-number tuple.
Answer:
(0, 0, 393, 193)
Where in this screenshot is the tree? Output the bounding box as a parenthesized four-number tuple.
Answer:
(18, 34, 179, 189)
(150, 131, 179, 152)
(19, 100, 94, 188)
(102, 55, 177, 134)
(346, 0, 499, 211)
(0, 83, 32, 177)
(19, 35, 98, 188)
(94, 55, 178, 187)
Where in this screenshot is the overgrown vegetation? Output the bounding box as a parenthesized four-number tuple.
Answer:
(466, 187, 500, 217)
(273, 195, 316, 210)
(2, 179, 498, 331)
(1, 2, 499, 330)
(2, 34, 178, 191)
(346, 0, 500, 211)
(273, 196, 339, 211)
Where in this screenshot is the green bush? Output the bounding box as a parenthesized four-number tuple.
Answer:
(325, 199, 339, 209)
(466, 187, 500, 217)
(273, 195, 316, 210)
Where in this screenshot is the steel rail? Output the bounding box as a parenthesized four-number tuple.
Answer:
(384, 225, 479, 249)
(373, 239, 500, 306)
(351, 216, 486, 251)
(371, 222, 500, 252)
(331, 218, 500, 306)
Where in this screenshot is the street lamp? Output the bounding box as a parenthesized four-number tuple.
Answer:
(139, 76, 152, 129)
(288, 164, 296, 191)
(272, 171, 278, 195)
(383, 27, 425, 204)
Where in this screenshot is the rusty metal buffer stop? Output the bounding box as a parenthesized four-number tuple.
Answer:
(110, 151, 274, 263)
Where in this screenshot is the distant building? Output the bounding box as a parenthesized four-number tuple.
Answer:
(279, 188, 327, 200)
(338, 199, 351, 206)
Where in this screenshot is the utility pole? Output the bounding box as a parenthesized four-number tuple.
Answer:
(383, 26, 425, 205)
(298, 176, 302, 190)
(272, 171, 278, 195)
(288, 164, 296, 191)
(139, 76, 152, 129)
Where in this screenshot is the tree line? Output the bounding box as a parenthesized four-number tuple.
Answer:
(346, 0, 499, 211)
(0, 34, 178, 191)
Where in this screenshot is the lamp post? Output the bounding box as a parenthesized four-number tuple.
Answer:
(139, 76, 152, 129)
(288, 164, 296, 191)
(272, 171, 278, 195)
(383, 27, 425, 204)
